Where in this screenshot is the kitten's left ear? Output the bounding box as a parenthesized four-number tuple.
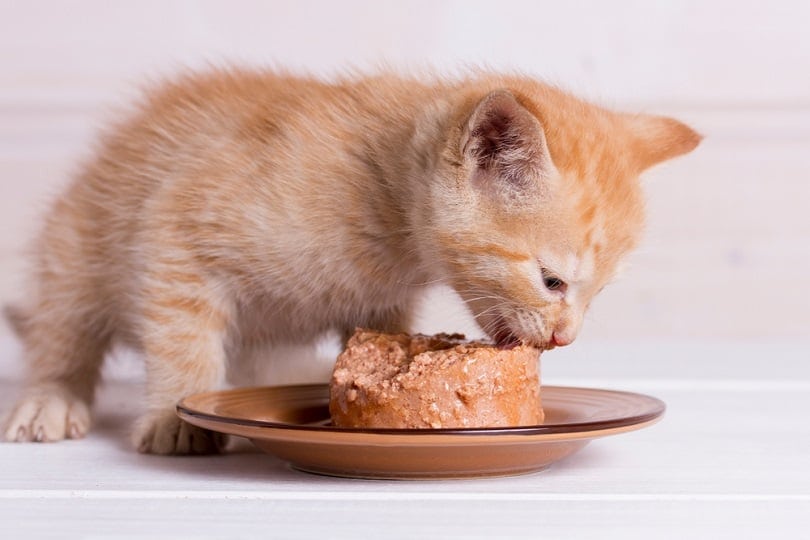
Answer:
(625, 114, 703, 172)
(461, 90, 555, 195)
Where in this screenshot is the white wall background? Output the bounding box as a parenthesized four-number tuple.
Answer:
(0, 1, 808, 360)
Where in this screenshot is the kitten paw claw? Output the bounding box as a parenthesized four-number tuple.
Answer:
(134, 409, 226, 455)
(3, 387, 91, 443)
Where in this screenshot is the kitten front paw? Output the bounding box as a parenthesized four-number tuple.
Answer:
(3, 385, 91, 442)
(133, 409, 227, 455)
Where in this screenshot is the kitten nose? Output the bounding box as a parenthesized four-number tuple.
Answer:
(552, 329, 574, 347)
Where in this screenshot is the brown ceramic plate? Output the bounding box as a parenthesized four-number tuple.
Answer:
(177, 384, 665, 480)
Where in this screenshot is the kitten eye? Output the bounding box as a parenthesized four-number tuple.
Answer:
(544, 276, 564, 290)
(544, 276, 565, 291)
(540, 268, 567, 293)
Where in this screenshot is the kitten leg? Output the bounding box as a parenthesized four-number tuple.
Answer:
(3, 302, 109, 443)
(133, 277, 231, 455)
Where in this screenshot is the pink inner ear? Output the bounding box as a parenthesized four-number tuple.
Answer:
(470, 111, 523, 175)
(465, 91, 550, 189)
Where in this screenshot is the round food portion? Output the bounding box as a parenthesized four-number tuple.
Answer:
(329, 329, 543, 429)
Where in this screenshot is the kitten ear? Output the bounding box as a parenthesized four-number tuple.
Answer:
(625, 114, 702, 172)
(461, 90, 554, 194)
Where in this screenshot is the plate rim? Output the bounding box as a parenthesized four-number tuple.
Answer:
(176, 383, 666, 437)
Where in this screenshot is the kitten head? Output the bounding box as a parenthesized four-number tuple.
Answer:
(429, 81, 701, 349)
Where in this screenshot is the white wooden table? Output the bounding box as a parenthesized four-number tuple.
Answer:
(1, 339, 808, 539)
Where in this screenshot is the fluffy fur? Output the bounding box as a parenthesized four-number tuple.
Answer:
(2, 69, 700, 453)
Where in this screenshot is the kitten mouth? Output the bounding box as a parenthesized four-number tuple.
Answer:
(491, 315, 553, 351)
(492, 317, 523, 350)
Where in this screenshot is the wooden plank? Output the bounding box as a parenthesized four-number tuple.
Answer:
(0, 498, 807, 539)
(1, 1, 809, 107)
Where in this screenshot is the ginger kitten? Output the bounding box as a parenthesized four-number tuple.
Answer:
(3, 69, 700, 453)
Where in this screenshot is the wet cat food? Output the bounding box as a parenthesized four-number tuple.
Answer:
(329, 329, 543, 429)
